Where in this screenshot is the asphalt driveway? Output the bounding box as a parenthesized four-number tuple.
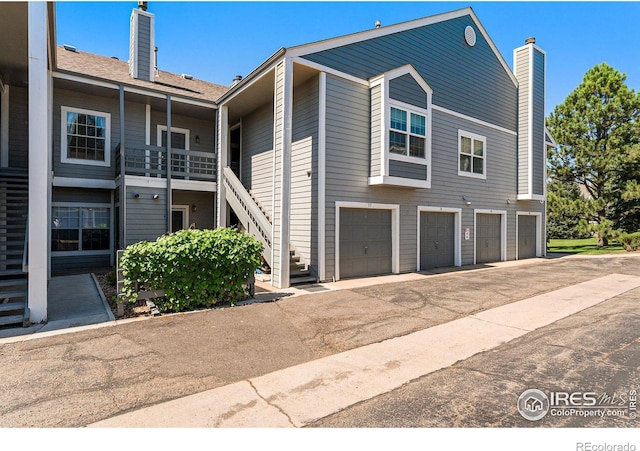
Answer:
(0, 254, 638, 427)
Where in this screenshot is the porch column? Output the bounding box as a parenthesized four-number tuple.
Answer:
(216, 105, 228, 228)
(166, 95, 172, 232)
(27, 1, 49, 323)
(119, 85, 126, 250)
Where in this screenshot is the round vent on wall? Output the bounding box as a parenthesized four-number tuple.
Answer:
(464, 25, 477, 47)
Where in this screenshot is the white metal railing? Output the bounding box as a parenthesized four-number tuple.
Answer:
(223, 167, 272, 266)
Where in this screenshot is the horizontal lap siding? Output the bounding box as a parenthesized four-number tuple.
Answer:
(370, 84, 382, 178)
(389, 160, 427, 180)
(125, 186, 167, 245)
(53, 88, 119, 180)
(150, 109, 216, 154)
(532, 49, 545, 196)
(172, 190, 215, 229)
(515, 47, 530, 195)
(241, 101, 274, 216)
(291, 76, 318, 267)
(303, 15, 517, 131)
(389, 74, 428, 109)
(52, 187, 111, 204)
(52, 254, 110, 273)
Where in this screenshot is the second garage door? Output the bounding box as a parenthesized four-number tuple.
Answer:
(420, 212, 455, 270)
(339, 208, 392, 279)
(476, 213, 502, 264)
(518, 215, 537, 259)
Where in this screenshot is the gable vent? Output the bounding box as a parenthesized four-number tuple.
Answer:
(464, 26, 476, 47)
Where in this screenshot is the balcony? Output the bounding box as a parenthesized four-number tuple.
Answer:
(116, 145, 216, 182)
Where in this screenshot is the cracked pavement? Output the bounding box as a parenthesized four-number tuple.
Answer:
(0, 254, 639, 427)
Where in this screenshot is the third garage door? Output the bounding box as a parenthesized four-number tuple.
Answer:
(476, 213, 502, 264)
(339, 208, 392, 279)
(420, 212, 455, 270)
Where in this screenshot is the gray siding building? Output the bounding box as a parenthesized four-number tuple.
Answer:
(0, 3, 552, 326)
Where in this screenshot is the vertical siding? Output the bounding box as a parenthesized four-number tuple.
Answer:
(290, 75, 318, 268)
(240, 101, 274, 215)
(8, 86, 28, 168)
(515, 47, 530, 195)
(532, 49, 545, 195)
(389, 74, 428, 109)
(172, 190, 215, 229)
(302, 15, 517, 131)
(370, 84, 381, 178)
(125, 186, 167, 245)
(53, 87, 119, 180)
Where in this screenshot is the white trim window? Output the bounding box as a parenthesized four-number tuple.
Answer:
(51, 204, 111, 254)
(61, 106, 111, 167)
(458, 130, 486, 179)
(389, 104, 427, 159)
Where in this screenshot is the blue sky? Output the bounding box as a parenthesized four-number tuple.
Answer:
(55, 1, 640, 116)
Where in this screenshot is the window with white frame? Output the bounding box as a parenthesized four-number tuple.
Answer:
(389, 105, 427, 159)
(61, 106, 111, 166)
(51, 205, 111, 253)
(458, 130, 486, 178)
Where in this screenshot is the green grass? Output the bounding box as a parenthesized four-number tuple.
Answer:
(547, 237, 626, 255)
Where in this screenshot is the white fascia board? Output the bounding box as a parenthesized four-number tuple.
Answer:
(124, 175, 167, 189)
(52, 71, 119, 90)
(171, 179, 217, 192)
(53, 177, 116, 189)
(288, 7, 517, 87)
(292, 57, 368, 86)
(288, 8, 473, 58)
(372, 64, 433, 95)
(368, 176, 431, 189)
(517, 194, 546, 201)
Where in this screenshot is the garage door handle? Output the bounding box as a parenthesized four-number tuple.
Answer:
(364, 246, 368, 255)
(434, 241, 439, 250)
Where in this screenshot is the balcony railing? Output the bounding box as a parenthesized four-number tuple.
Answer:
(116, 144, 216, 182)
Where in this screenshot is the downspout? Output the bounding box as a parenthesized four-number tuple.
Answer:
(119, 85, 126, 249)
(166, 94, 172, 233)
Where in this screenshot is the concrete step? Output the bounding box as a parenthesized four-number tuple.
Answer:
(290, 275, 318, 285)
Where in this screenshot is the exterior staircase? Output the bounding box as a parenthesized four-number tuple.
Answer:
(0, 169, 29, 327)
(223, 167, 318, 286)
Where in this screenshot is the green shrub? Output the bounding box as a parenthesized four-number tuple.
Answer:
(119, 228, 263, 312)
(618, 232, 640, 252)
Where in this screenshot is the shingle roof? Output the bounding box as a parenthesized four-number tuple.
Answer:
(55, 46, 229, 103)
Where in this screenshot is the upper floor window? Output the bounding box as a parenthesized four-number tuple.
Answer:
(458, 130, 486, 179)
(389, 106, 427, 159)
(61, 106, 111, 167)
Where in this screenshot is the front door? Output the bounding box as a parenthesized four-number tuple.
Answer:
(171, 205, 189, 233)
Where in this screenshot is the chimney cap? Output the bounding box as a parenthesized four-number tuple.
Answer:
(525, 37, 536, 45)
(375, 20, 381, 28)
(138, 1, 148, 11)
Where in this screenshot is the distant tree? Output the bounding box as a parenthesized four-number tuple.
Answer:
(546, 180, 590, 239)
(547, 63, 640, 246)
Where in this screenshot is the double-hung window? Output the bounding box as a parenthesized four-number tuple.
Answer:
(61, 106, 111, 166)
(389, 105, 427, 159)
(458, 130, 486, 179)
(51, 205, 111, 254)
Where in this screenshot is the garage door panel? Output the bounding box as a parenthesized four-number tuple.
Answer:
(340, 208, 392, 279)
(518, 215, 537, 259)
(476, 214, 502, 264)
(420, 212, 455, 270)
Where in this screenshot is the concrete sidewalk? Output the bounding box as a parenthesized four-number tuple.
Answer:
(89, 273, 640, 428)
